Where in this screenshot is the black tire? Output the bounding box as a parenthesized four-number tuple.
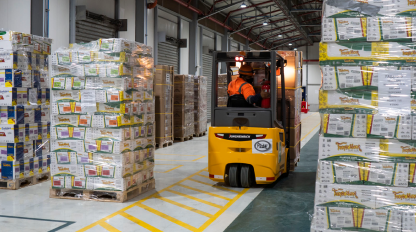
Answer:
(282, 150, 290, 178)
(240, 164, 254, 188)
(228, 164, 241, 187)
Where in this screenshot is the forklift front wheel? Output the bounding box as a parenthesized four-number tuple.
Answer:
(228, 164, 241, 187)
(240, 164, 255, 188)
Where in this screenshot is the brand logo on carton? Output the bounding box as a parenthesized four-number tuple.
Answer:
(376, 212, 387, 216)
(124, 142, 130, 147)
(339, 97, 359, 104)
(408, 0, 416, 6)
(101, 156, 113, 160)
(401, 146, 416, 153)
(412, 99, 416, 105)
(340, 116, 352, 120)
(100, 130, 113, 136)
(382, 164, 394, 169)
(382, 20, 394, 24)
(58, 67, 69, 72)
(385, 117, 397, 121)
(102, 180, 114, 185)
(58, 167, 70, 172)
(102, 80, 115, 85)
(59, 92, 72, 97)
(339, 49, 360, 56)
(0, 132, 6, 136)
(402, 49, 416, 56)
(3, 163, 11, 167)
(329, 209, 341, 213)
(104, 106, 115, 111)
(393, 191, 416, 200)
(57, 142, 70, 147)
(338, 69, 350, 73)
(338, 20, 350, 25)
(58, 117, 70, 122)
(332, 188, 359, 199)
(335, 142, 362, 152)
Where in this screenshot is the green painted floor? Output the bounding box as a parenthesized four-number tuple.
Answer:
(225, 131, 319, 232)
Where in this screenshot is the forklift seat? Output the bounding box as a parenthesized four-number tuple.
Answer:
(227, 94, 253, 107)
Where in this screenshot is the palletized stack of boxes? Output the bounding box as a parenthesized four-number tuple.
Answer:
(194, 75, 207, 135)
(49, 38, 155, 194)
(276, 51, 302, 165)
(0, 31, 52, 181)
(312, 1, 416, 231)
(174, 74, 194, 139)
(155, 65, 174, 146)
(217, 74, 228, 107)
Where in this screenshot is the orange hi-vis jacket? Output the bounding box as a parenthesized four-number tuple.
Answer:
(227, 77, 256, 101)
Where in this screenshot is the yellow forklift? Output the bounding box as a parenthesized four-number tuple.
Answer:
(208, 51, 290, 188)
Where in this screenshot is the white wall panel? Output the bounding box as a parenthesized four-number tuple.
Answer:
(0, 0, 30, 34)
(308, 64, 321, 85)
(147, 8, 154, 49)
(180, 20, 189, 74)
(50, 0, 70, 52)
(119, 0, 135, 41)
(76, 0, 114, 18)
(158, 17, 177, 38)
(308, 85, 320, 104)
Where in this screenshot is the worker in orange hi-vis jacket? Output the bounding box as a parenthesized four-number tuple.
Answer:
(227, 64, 262, 107)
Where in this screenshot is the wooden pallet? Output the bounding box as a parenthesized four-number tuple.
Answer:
(0, 172, 50, 190)
(49, 179, 155, 203)
(289, 157, 300, 171)
(174, 135, 193, 142)
(156, 141, 173, 149)
(193, 131, 207, 137)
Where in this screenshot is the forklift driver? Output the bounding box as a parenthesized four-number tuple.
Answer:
(227, 64, 262, 107)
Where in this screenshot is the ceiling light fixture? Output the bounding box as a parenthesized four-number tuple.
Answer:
(278, 35, 282, 37)
(240, 2, 247, 8)
(263, 20, 268, 26)
(288, 43, 292, 46)
(294, 48, 297, 50)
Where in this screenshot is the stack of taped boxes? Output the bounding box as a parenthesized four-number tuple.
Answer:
(155, 65, 174, 147)
(312, 0, 416, 231)
(49, 38, 155, 194)
(194, 75, 207, 136)
(0, 31, 52, 181)
(276, 51, 302, 167)
(174, 74, 194, 139)
(217, 74, 228, 107)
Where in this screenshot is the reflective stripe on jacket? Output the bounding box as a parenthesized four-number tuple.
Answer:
(227, 77, 255, 102)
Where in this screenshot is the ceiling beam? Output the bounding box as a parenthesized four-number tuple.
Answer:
(223, 1, 273, 23)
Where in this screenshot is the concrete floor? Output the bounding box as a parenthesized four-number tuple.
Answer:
(0, 112, 320, 232)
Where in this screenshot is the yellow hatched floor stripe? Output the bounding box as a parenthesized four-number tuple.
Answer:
(97, 221, 121, 232)
(118, 212, 163, 232)
(194, 188, 250, 232)
(134, 202, 198, 231)
(300, 123, 320, 142)
(166, 189, 223, 209)
(155, 165, 183, 173)
(177, 183, 233, 201)
(155, 153, 202, 156)
(192, 156, 206, 161)
(155, 194, 214, 218)
(188, 178, 240, 194)
(196, 173, 211, 179)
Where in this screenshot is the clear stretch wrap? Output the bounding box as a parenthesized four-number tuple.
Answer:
(312, 3, 416, 230)
(217, 74, 228, 107)
(154, 65, 173, 146)
(0, 31, 51, 180)
(194, 75, 207, 135)
(49, 38, 155, 195)
(174, 74, 195, 138)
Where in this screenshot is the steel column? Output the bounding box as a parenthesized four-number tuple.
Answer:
(199, 26, 203, 76)
(189, 0, 198, 75)
(154, 6, 158, 65)
(135, 0, 147, 43)
(31, 0, 44, 36)
(115, 0, 120, 38)
(69, 0, 76, 43)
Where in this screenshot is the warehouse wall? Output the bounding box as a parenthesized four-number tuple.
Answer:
(75, 0, 114, 18)
(147, 7, 155, 50)
(180, 20, 190, 74)
(0, 0, 31, 34)
(118, 0, 135, 41)
(299, 43, 320, 112)
(49, 0, 70, 52)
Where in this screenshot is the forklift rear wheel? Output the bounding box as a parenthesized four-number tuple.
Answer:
(228, 164, 241, 187)
(240, 164, 254, 188)
(282, 150, 290, 178)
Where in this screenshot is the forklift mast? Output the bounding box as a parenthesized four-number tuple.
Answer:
(210, 50, 287, 141)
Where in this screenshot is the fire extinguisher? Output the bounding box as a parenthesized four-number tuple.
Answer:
(261, 80, 271, 108)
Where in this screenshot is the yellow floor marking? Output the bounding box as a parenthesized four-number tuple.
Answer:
(191, 156, 206, 161)
(118, 212, 162, 232)
(300, 112, 318, 123)
(134, 202, 198, 231)
(188, 178, 240, 194)
(155, 159, 199, 162)
(155, 194, 214, 218)
(78, 167, 249, 232)
(166, 189, 223, 209)
(155, 154, 202, 156)
(195, 188, 250, 232)
(177, 183, 233, 201)
(300, 123, 320, 142)
(196, 173, 210, 179)
(97, 221, 121, 232)
(155, 165, 183, 174)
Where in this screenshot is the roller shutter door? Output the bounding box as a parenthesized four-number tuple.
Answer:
(202, 54, 213, 122)
(75, 9, 117, 43)
(158, 42, 179, 74)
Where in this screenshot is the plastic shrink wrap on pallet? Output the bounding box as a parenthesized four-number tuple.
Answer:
(48, 38, 155, 199)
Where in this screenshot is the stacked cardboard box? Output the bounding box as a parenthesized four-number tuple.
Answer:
(0, 31, 52, 181)
(155, 65, 174, 147)
(312, 1, 416, 231)
(174, 74, 194, 139)
(49, 38, 155, 195)
(276, 51, 303, 164)
(217, 74, 228, 107)
(194, 75, 207, 136)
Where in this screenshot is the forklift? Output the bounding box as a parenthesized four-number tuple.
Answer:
(208, 51, 290, 188)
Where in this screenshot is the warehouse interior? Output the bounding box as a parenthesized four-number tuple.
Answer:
(0, 0, 325, 231)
